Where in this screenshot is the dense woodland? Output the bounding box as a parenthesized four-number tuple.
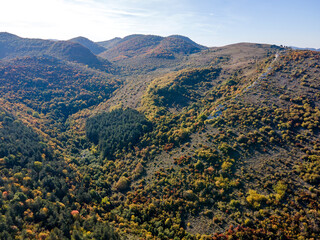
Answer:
(86, 108, 152, 159)
(0, 32, 320, 239)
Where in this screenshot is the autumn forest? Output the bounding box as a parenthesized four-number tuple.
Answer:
(0, 32, 320, 239)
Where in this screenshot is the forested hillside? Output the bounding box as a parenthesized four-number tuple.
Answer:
(0, 33, 113, 71)
(0, 56, 119, 120)
(0, 33, 320, 239)
(0, 109, 120, 239)
(69, 37, 106, 55)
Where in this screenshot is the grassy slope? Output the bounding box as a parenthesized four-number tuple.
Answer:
(135, 49, 320, 237)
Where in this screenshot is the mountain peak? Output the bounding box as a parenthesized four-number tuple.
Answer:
(69, 36, 106, 55)
(0, 32, 20, 40)
(167, 35, 207, 50)
(98, 34, 207, 64)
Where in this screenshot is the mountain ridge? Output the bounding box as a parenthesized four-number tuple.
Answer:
(0, 32, 113, 71)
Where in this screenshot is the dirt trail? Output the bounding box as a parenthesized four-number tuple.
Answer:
(207, 51, 283, 119)
(242, 51, 280, 94)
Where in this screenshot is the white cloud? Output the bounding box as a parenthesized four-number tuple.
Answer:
(0, 0, 209, 40)
(2, 0, 318, 48)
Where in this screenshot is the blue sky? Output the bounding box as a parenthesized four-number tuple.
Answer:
(1, 0, 319, 48)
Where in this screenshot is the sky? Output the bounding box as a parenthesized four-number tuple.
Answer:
(0, 0, 319, 48)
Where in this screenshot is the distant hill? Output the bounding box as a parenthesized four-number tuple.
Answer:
(0, 32, 113, 71)
(98, 34, 207, 61)
(47, 40, 107, 67)
(97, 37, 122, 50)
(98, 34, 163, 60)
(0, 32, 53, 59)
(69, 36, 106, 55)
(96, 34, 207, 72)
(290, 46, 320, 51)
(0, 56, 119, 120)
(168, 34, 207, 48)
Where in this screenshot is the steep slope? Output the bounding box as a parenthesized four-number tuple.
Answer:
(0, 107, 121, 240)
(131, 49, 320, 238)
(69, 48, 320, 239)
(0, 32, 113, 71)
(69, 36, 106, 55)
